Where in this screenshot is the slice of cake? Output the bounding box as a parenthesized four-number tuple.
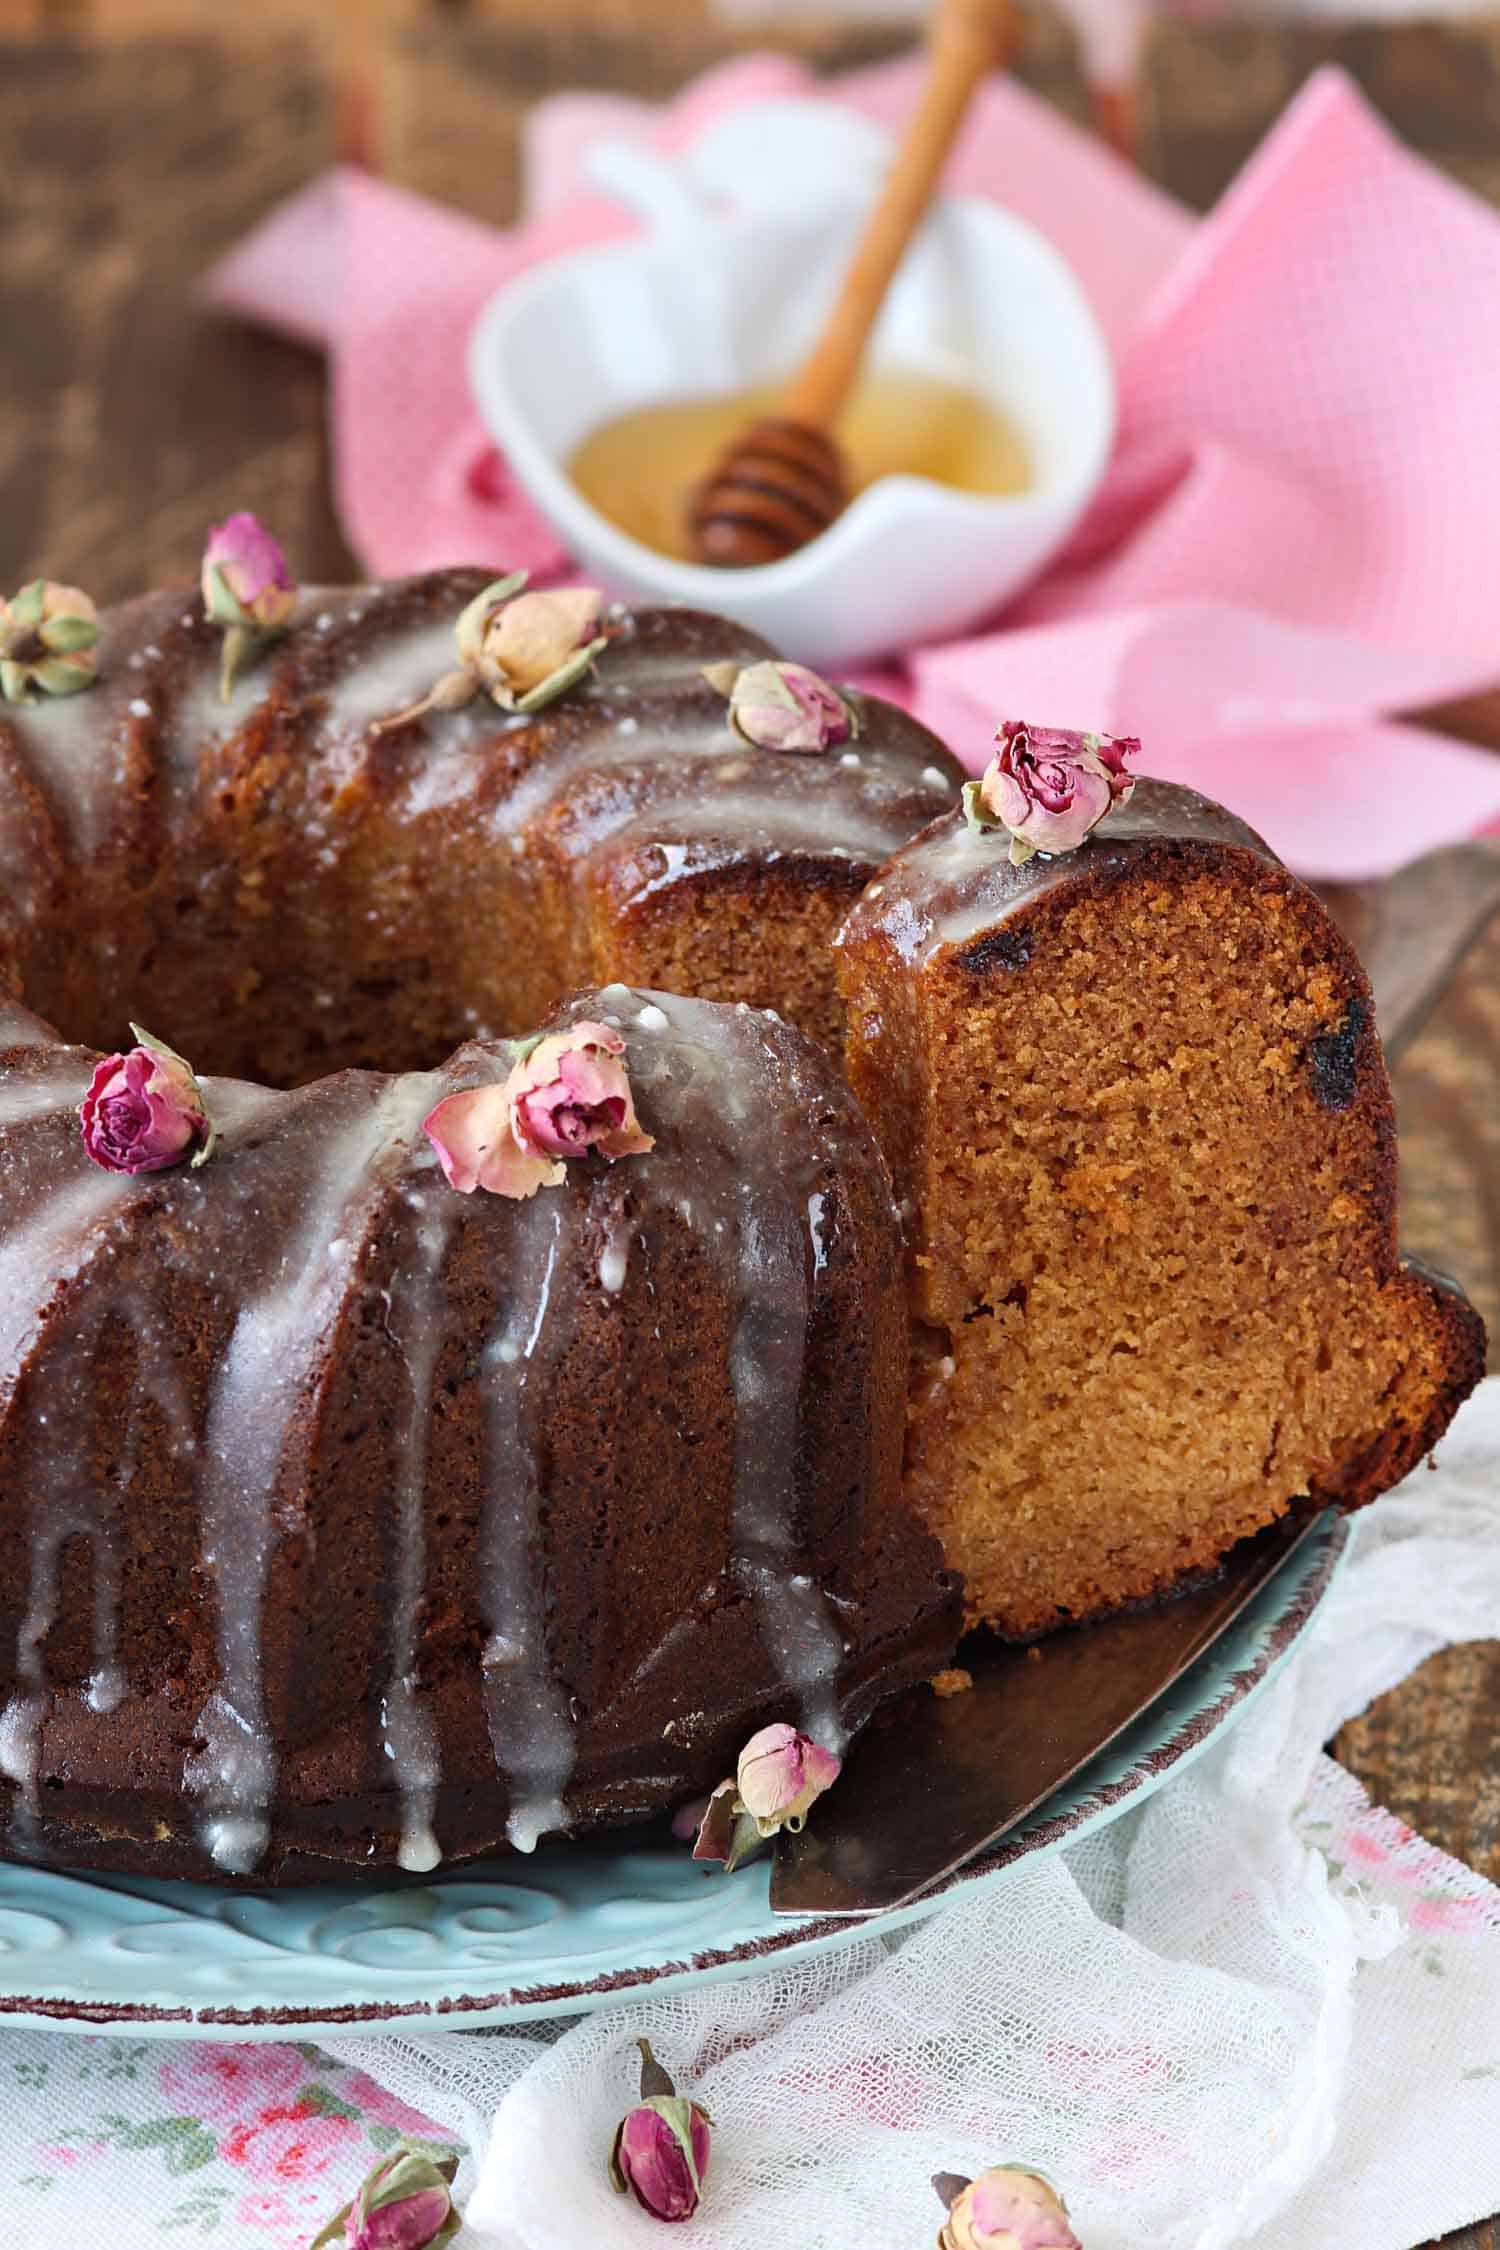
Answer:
(837, 728, 1485, 1638)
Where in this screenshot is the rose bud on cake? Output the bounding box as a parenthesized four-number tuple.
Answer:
(80, 1026, 216, 1175)
(933, 2165, 1081, 2250)
(423, 1021, 653, 1199)
(201, 512, 297, 699)
(703, 657, 858, 753)
(609, 2040, 713, 2224)
(0, 580, 99, 703)
(373, 570, 608, 731)
(737, 1721, 842, 1833)
(690, 1720, 842, 1870)
(962, 722, 1138, 865)
(309, 2143, 460, 2250)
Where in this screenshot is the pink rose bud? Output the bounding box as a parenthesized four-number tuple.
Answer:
(0, 580, 99, 703)
(309, 2144, 460, 2250)
(375, 571, 608, 733)
(935, 2166, 1080, 2250)
(703, 657, 856, 753)
(964, 721, 1138, 866)
(736, 1721, 842, 1837)
(609, 2040, 712, 2224)
(79, 1025, 215, 1175)
(201, 513, 297, 699)
(424, 1020, 653, 1200)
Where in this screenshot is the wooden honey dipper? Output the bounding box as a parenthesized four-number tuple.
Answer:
(689, 0, 1012, 570)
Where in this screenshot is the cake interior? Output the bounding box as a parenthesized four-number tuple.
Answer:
(851, 851, 1472, 1637)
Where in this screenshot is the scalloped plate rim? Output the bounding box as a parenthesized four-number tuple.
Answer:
(0, 1514, 1348, 2038)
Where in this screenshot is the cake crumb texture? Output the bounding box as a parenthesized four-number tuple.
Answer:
(842, 833, 1485, 1637)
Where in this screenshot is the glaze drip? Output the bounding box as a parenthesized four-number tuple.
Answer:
(480, 1192, 578, 1853)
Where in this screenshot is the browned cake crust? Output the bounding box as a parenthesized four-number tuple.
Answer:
(838, 781, 1485, 1639)
(0, 570, 961, 1079)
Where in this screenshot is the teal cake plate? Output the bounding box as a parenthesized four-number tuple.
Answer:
(0, 1514, 1346, 2039)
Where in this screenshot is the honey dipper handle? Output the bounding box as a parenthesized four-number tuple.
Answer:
(780, 0, 1012, 432)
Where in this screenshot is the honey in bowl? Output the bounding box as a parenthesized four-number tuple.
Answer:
(566, 365, 1031, 564)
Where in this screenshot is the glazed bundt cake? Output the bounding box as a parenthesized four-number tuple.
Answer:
(0, 985, 958, 1879)
(0, 559, 965, 1880)
(0, 549, 1483, 1883)
(838, 760, 1485, 1638)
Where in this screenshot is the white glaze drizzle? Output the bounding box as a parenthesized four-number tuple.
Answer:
(480, 1193, 577, 1852)
(625, 991, 847, 1747)
(379, 1174, 456, 1874)
(187, 1071, 440, 1873)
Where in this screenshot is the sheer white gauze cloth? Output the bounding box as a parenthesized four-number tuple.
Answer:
(329, 1375, 1500, 2250)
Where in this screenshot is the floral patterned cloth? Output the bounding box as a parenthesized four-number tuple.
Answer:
(7, 2038, 459, 2242)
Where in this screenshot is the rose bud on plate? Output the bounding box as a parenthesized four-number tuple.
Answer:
(689, 1721, 843, 1872)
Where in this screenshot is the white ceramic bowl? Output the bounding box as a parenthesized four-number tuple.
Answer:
(469, 99, 1115, 670)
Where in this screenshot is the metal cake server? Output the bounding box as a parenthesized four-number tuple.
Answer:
(771, 1511, 1324, 1916)
(773, 837, 1500, 1918)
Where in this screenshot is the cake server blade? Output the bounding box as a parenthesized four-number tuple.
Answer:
(771, 1510, 1325, 1918)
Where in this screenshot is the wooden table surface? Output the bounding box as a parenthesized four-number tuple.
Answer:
(0, 13, 1495, 2240)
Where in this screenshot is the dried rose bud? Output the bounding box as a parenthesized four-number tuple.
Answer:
(962, 721, 1137, 866)
(374, 570, 608, 734)
(424, 1020, 653, 1200)
(736, 1721, 841, 1836)
(0, 581, 100, 703)
(201, 512, 297, 700)
(689, 1776, 765, 1873)
(703, 657, 857, 753)
(309, 2143, 460, 2250)
(934, 2165, 1080, 2250)
(80, 1024, 215, 1175)
(609, 2040, 712, 2224)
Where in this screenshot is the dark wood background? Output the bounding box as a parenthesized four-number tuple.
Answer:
(0, 11, 1495, 2238)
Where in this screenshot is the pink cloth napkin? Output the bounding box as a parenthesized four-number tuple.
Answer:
(205, 58, 1500, 878)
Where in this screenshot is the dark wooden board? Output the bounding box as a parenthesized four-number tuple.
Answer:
(1138, 12, 1500, 211)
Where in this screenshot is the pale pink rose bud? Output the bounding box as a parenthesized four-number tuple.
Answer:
(374, 571, 608, 734)
(464, 582, 605, 706)
(308, 2143, 460, 2250)
(703, 657, 857, 753)
(79, 1025, 215, 1175)
(0, 581, 100, 703)
(200, 513, 297, 699)
(736, 1721, 842, 1836)
(609, 2040, 713, 2224)
(935, 2165, 1081, 2250)
(423, 1021, 653, 1200)
(963, 721, 1138, 865)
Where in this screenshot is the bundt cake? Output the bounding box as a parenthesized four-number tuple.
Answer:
(838, 763, 1486, 1638)
(0, 557, 966, 1881)
(0, 545, 1483, 1884)
(0, 984, 958, 1879)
